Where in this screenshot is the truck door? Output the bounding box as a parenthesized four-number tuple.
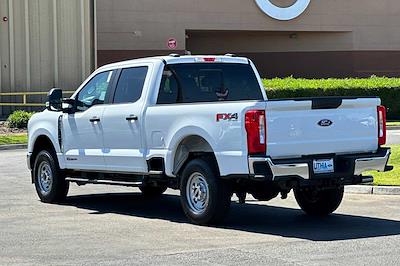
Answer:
(101, 66, 149, 173)
(62, 70, 115, 171)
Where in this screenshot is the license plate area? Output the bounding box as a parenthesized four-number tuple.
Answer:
(313, 158, 334, 174)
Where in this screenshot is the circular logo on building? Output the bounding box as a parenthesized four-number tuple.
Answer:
(255, 0, 311, 21)
(167, 38, 178, 50)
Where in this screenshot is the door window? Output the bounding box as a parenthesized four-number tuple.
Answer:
(76, 71, 113, 111)
(113, 67, 148, 104)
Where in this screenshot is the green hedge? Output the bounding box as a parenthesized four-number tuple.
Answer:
(263, 77, 400, 120)
(7, 110, 35, 129)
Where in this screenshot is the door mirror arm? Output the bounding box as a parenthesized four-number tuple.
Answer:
(62, 98, 77, 114)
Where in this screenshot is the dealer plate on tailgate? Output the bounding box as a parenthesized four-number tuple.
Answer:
(313, 159, 334, 174)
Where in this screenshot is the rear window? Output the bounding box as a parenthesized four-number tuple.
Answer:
(157, 63, 263, 104)
(113, 67, 148, 104)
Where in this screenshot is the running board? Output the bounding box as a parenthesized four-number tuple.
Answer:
(149, 170, 163, 175)
(65, 177, 143, 187)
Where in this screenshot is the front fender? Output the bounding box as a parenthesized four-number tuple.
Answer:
(28, 111, 64, 168)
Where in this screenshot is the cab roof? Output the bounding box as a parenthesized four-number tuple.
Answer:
(97, 54, 250, 71)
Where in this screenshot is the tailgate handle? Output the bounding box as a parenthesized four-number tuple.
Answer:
(312, 98, 343, 110)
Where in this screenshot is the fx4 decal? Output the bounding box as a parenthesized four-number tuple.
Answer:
(216, 113, 239, 122)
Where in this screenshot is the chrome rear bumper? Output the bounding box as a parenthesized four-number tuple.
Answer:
(248, 148, 391, 182)
(354, 149, 391, 175)
(248, 157, 309, 180)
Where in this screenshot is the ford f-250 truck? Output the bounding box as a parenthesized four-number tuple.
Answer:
(27, 54, 392, 225)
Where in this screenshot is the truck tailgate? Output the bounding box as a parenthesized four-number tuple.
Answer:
(266, 97, 380, 159)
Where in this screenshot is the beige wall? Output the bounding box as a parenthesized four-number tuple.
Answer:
(0, 0, 94, 116)
(1, 0, 398, 117)
(97, 0, 400, 52)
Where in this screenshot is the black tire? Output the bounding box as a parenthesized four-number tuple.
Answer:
(294, 187, 344, 216)
(33, 150, 69, 203)
(180, 158, 232, 225)
(139, 184, 168, 197)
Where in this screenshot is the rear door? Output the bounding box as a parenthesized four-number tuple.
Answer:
(266, 97, 380, 159)
(101, 65, 149, 173)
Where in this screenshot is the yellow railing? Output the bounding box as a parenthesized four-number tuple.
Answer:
(0, 91, 75, 107)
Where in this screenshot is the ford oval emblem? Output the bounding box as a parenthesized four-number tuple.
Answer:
(318, 119, 333, 127)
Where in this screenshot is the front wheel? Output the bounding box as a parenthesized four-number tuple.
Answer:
(180, 158, 231, 225)
(33, 150, 69, 203)
(294, 187, 344, 216)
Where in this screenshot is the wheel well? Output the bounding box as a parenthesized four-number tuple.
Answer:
(30, 135, 56, 170)
(173, 135, 219, 176)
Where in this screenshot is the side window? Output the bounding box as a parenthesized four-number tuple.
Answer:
(113, 67, 148, 104)
(76, 71, 113, 112)
(157, 70, 178, 104)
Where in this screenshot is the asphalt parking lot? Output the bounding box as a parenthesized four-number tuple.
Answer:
(1, 149, 400, 265)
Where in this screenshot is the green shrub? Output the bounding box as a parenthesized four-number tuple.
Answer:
(7, 110, 35, 129)
(263, 77, 400, 120)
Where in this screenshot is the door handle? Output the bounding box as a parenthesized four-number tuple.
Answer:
(126, 115, 138, 121)
(90, 116, 101, 123)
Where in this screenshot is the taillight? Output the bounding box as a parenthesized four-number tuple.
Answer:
(377, 105, 386, 146)
(245, 110, 266, 155)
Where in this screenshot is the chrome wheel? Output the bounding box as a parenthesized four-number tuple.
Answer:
(186, 172, 210, 215)
(38, 161, 53, 195)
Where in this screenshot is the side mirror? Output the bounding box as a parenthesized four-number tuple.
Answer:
(47, 88, 63, 112)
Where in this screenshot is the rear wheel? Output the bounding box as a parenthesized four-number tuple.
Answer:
(139, 184, 167, 197)
(33, 150, 69, 203)
(294, 187, 344, 216)
(180, 158, 232, 225)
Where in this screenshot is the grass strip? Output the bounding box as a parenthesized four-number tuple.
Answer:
(0, 134, 28, 145)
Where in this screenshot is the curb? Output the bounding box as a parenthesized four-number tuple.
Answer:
(345, 185, 400, 195)
(0, 144, 27, 151)
(387, 126, 400, 131)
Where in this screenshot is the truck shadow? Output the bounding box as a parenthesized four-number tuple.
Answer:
(62, 192, 400, 241)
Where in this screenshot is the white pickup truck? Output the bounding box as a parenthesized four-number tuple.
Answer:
(27, 54, 392, 225)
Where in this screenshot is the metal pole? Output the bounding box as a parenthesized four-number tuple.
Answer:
(93, 0, 98, 69)
(8, 0, 15, 114)
(8, 0, 15, 91)
(81, 0, 86, 81)
(24, 0, 31, 91)
(53, 0, 59, 87)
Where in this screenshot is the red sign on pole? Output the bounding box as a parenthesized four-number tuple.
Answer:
(167, 38, 177, 50)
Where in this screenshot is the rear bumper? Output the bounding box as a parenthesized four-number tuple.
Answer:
(354, 149, 391, 175)
(248, 148, 391, 184)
